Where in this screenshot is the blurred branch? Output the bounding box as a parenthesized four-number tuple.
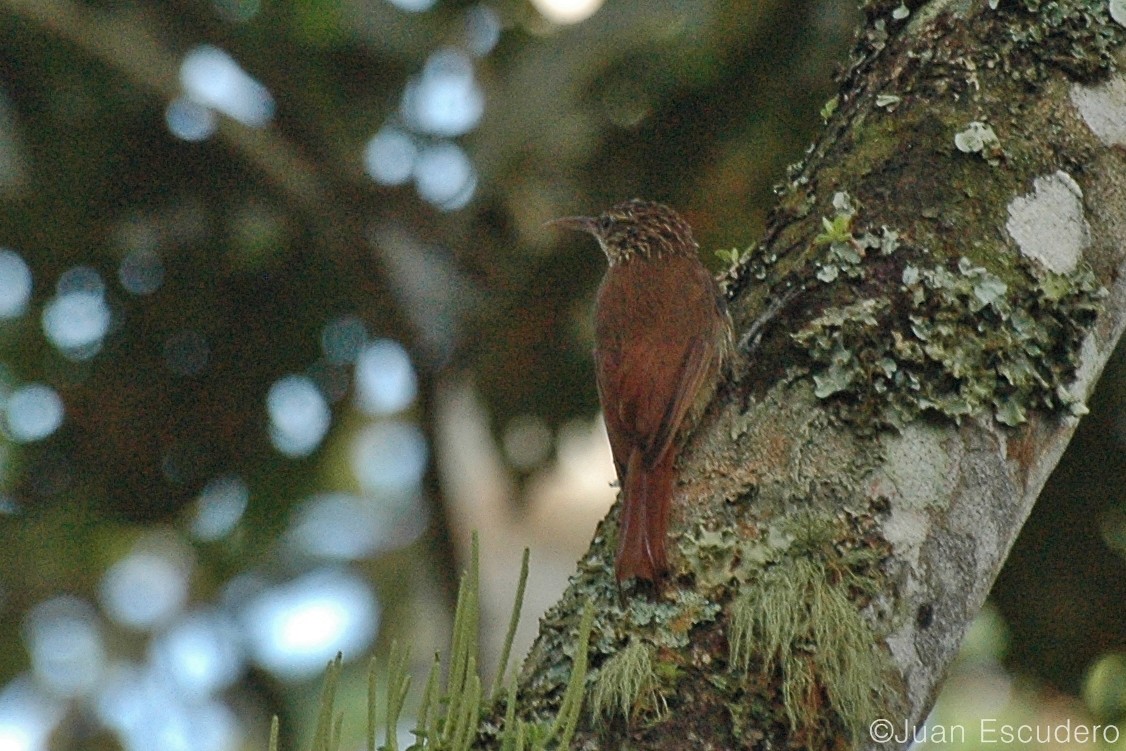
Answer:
(2, 0, 336, 240)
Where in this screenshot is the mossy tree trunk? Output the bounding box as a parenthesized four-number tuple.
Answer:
(491, 2, 1126, 749)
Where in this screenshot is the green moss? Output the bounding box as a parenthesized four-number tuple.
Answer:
(728, 554, 894, 743)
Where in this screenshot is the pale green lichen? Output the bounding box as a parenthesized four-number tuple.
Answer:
(728, 554, 894, 743)
(820, 94, 840, 122)
(681, 511, 894, 742)
(810, 193, 900, 289)
(793, 212, 1103, 430)
(1112, 0, 1126, 27)
(680, 524, 774, 590)
(1005, 0, 1125, 80)
(954, 121, 1003, 165)
(591, 639, 667, 723)
(875, 93, 902, 110)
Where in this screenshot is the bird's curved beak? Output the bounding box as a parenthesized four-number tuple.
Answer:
(544, 215, 598, 235)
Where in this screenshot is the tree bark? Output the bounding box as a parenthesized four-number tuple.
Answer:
(494, 2, 1126, 748)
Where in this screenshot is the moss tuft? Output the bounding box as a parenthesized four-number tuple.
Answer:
(591, 638, 667, 723)
(729, 555, 893, 742)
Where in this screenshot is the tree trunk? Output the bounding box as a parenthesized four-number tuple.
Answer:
(495, 2, 1126, 748)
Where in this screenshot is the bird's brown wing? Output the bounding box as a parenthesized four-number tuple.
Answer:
(594, 256, 723, 473)
(594, 346, 629, 482)
(596, 328, 714, 472)
(642, 336, 713, 467)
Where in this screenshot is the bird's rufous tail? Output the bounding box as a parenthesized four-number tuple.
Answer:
(615, 448, 675, 582)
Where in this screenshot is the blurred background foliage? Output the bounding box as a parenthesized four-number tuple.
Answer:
(0, 0, 1122, 749)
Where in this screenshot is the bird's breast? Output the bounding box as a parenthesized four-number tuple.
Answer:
(594, 255, 718, 348)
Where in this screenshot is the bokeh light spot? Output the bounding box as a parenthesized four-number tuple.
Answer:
(5, 384, 64, 443)
(351, 421, 428, 494)
(355, 339, 417, 415)
(180, 45, 275, 128)
(401, 49, 484, 137)
(0, 494, 19, 515)
(96, 662, 240, 751)
(531, 0, 604, 25)
(150, 610, 243, 698)
(267, 375, 331, 458)
(23, 596, 105, 698)
(465, 5, 502, 57)
(118, 248, 165, 295)
(363, 127, 417, 186)
(100, 538, 193, 631)
(56, 265, 105, 296)
(414, 141, 476, 210)
(0, 678, 63, 751)
(290, 492, 422, 560)
(190, 475, 249, 542)
(239, 569, 379, 681)
(42, 291, 110, 358)
(320, 315, 368, 365)
(0, 249, 31, 319)
(165, 97, 218, 142)
(384, 0, 437, 13)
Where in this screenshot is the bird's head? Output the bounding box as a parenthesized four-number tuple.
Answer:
(548, 199, 698, 266)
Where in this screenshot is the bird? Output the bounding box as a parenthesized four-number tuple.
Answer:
(549, 199, 732, 583)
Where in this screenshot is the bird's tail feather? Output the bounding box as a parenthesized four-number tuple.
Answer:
(615, 449, 674, 582)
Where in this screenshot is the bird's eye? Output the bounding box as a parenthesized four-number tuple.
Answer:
(598, 215, 613, 232)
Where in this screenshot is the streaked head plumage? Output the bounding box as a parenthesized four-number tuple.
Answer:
(549, 199, 698, 265)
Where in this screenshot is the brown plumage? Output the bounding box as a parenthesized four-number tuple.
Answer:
(550, 199, 732, 583)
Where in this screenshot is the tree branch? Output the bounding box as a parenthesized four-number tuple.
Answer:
(490, 2, 1126, 748)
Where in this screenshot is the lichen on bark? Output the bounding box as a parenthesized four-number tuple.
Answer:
(790, 192, 1104, 430)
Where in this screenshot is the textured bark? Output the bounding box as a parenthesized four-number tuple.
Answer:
(493, 2, 1126, 749)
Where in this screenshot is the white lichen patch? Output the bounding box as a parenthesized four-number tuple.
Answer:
(1070, 75, 1126, 146)
(882, 506, 930, 562)
(1111, 0, 1126, 28)
(878, 423, 956, 511)
(954, 121, 1002, 165)
(954, 121, 998, 154)
(1005, 171, 1090, 274)
(1065, 332, 1100, 404)
(883, 626, 921, 687)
